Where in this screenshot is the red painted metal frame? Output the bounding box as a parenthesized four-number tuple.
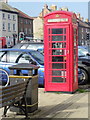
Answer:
(44, 11, 78, 92)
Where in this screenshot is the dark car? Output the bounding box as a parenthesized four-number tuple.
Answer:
(12, 42, 90, 85)
(0, 49, 44, 86)
(78, 46, 90, 85)
(37, 46, 90, 85)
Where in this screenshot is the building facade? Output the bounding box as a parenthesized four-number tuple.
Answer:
(15, 8, 33, 41)
(77, 14, 90, 46)
(33, 4, 53, 40)
(0, 2, 18, 47)
(34, 4, 90, 45)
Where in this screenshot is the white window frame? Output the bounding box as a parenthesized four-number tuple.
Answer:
(2, 22, 6, 31)
(8, 14, 11, 20)
(2, 13, 5, 19)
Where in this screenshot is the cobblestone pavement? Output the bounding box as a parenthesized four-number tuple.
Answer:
(0, 85, 89, 119)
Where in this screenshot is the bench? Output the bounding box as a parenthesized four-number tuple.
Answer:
(0, 78, 30, 118)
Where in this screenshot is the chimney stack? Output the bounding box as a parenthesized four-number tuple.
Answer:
(50, 5, 57, 11)
(85, 19, 89, 23)
(80, 17, 84, 21)
(0, 0, 8, 3)
(77, 13, 81, 19)
(60, 7, 68, 11)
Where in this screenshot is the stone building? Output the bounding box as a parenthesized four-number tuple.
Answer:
(0, 2, 18, 47)
(77, 13, 90, 46)
(15, 8, 33, 41)
(33, 4, 57, 40)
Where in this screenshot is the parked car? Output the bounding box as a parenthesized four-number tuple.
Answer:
(37, 47, 90, 85)
(78, 46, 90, 56)
(0, 48, 83, 86)
(13, 42, 44, 50)
(78, 46, 90, 85)
(0, 49, 44, 86)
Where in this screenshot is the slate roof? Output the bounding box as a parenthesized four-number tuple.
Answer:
(77, 18, 90, 28)
(15, 8, 33, 20)
(0, 2, 18, 13)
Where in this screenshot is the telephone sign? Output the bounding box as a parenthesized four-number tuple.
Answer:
(44, 11, 78, 93)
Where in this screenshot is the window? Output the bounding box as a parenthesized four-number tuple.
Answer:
(20, 19, 23, 23)
(2, 13, 5, 19)
(8, 14, 11, 20)
(82, 34, 84, 39)
(1, 51, 20, 63)
(82, 28, 83, 32)
(20, 28, 23, 32)
(0, 54, 7, 62)
(8, 23, 11, 31)
(25, 28, 27, 34)
(52, 28, 63, 34)
(13, 24, 16, 31)
(29, 28, 31, 34)
(18, 53, 31, 63)
(28, 20, 31, 24)
(2, 22, 6, 31)
(25, 20, 28, 24)
(13, 15, 16, 20)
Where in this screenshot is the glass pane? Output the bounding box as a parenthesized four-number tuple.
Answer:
(52, 77, 66, 83)
(52, 28, 63, 34)
(52, 56, 66, 62)
(52, 43, 66, 48)
(52, 49, 66, 55)
(64, 36, 66, 41)
(52, 63, 66, 69)
(52, 70, 66, 76)
(48, 28, 50, 34)
(63, 28, 66, 34)
(49, 36, 50, 41)
(52, 36, 63, 41)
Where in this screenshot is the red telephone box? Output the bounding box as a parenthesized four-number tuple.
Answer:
(0, 37, 6, 48)
(44, 11, 78, 93)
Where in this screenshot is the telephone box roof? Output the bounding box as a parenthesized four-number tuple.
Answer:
(44, 10, 77, 18)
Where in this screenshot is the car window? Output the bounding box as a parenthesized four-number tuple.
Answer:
(30, 51, 44, 65)
(18, 53, 31, 63)
(78, 48, 86, 57)
(1, 51, 21, 63)
(0, 52, 7, 62)
(20, 44, 28, 49)
(0, 51, 5, 57)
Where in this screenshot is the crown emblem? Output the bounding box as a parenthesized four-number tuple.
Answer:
(56, 14, 60, 17)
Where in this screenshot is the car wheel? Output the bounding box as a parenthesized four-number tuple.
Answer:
(0, 69, 9, 86)
(79, 68, 88, 85)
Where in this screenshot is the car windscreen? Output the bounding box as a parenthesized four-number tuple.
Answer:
(29, 51, 44, 65)
(27, 44, 44, 50)
(78, 48, 86, 57)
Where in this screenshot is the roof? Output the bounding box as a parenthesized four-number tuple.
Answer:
(0, 48, 36, 52)
(15, 8, 33, 20)
(44, 10, 75, 18)
(0, 2, 18, 13)
(77, 18, 90, 28)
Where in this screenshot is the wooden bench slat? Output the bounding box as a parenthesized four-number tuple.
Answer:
(0, 96, 21, 107)
(0, 91, 25, 106)
(0, 87, 26, 99)
(0, 82, 27, 95)
(0, 80, 28, 91)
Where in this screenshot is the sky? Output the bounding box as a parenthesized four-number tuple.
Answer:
(8, 1, 89, 21)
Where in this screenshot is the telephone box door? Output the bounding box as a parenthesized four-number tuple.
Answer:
(44, 25, 70, 92)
